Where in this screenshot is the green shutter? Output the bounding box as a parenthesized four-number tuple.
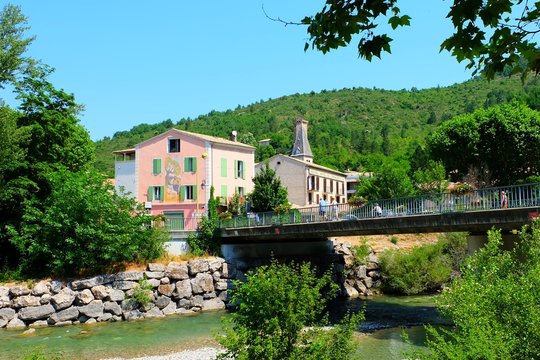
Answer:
(221, 185, 227, 198)
(241, 160, 245, 179)
(184, 157, 189, 172)
(221, 158, 227, 177)
(193, 185, 197, 201)
(147, 186, 153, 201)
(193, 158, 197, 172)
(153, 159, 161, 174)
(180, 186, 186, 201)
(234, 160, 238, 179)
(159, 186, 164, 200)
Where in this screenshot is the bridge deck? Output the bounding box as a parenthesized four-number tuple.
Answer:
(219, 183, 540, 243)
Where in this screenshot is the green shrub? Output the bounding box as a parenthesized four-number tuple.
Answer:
(217, 261, 362, 360)
(8, 169, 167, 276)
(352, 241, 371, 265)
(415, 222, 540, 359)
(379, 242, 453, 295)
(389, 236, 399, 245)
(132, 277, 153, 308)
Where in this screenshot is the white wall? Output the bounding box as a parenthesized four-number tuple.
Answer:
(115, 161, 137, 198)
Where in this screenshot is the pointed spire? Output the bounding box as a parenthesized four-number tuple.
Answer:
(291, 118, 313, 163)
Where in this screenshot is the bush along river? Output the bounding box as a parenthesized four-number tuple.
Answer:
(0, 294, 448, 359)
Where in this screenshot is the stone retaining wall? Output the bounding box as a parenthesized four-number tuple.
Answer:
(0, 258, 236, 330)
(333, 241, 382, 297)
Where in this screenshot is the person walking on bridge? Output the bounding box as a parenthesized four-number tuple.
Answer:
(373, 203, 382, 217)
(501, 191, 508, 208)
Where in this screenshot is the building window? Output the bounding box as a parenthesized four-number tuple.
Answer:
(148, 186, 163, 201)
(330, 180, 334, 193)
(316, 177, 320, 191)
(181, 185, 196, 201)
(184, 157, 197, 172)
(221, 158, 227, 177)
(236, 186, 245, 197)
(235, 160, 245, 179)
(307, 176, 314, 190)
(323, 178, 327, 193)
(152, 158, 161, 175)
(168, 139, 180, 153)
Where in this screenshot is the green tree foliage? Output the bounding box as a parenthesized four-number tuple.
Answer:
(379, 233, 467, 295)
(187, 186, 221, 256)
(95, 76, 535, 178)
(8, 168, 167, 275)
(217, 261, 362, 360)
(299, 0, 540, 79)
(356, 160, 415, 200)
(250, 163, 288, 212)
(418, 223, 540, 359)
(413, 160, 449, 194)
(429, 102, 540, 185)
(0, 4, 36, 88)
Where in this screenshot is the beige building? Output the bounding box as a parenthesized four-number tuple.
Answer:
(256, 118, 348, 207)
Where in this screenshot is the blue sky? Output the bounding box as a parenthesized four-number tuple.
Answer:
(4, 1, 474, 140)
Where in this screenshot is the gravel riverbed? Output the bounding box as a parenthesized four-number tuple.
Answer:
(103, 347, 222, 360)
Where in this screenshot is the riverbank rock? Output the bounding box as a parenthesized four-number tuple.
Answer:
(0, 256, 233, 329)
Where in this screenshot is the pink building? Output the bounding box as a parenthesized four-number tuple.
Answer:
(113, 129, 255, 230)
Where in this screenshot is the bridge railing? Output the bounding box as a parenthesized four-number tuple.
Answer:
(218, 182, 540, 229)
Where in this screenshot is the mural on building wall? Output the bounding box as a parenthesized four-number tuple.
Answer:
(165, 156, 182, 202)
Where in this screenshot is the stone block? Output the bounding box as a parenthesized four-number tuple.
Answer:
(147, 279, 160, 288)
(32, 282, 50, 296)
(174, 280, 192, 299)
(221, 262, 237, 279)
(51, 288, 76, 311)
(104, 301, 123, 316)
(144, 271, 165, 279)
(78, 300, 104, 318)
(10, 286, 31, 297)
(112, 281, 137, 291)
(157, 284, 175, 297)
(202, 298, 225, 311)
(6, 317, 25, 329)
(145, 307, 164, 318)
(71, 275, 113, 291)
(188, 259, 209, 275)
(162, 302, 176, 316)
(191, 273, 214, 294)
(114, 271, 144, 282)
(208, 258, 224, 272)
(107, 289, 125, 302)
(356, 265, 367, 279)
(91, 285, 109, 300)
(148, 263, 166, 272)
(98, 313, 113, 322)
(40, 294, 51, 305)
(19, 304, 55, 321)
(165, 263, 189, 280)
(12, 295, 41, 308)
(49, 306, 79, 324)
(155, 296, 171, 310)
(76, 289, 95, 305)
(29, 320, 48, 328)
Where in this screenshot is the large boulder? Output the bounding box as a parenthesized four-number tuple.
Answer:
(6, 317, 26, 329)
(12, 295, 41, 308)
(0, 308, 16, 327)
(39, 294, 51, 305)
(157, 284, 175, 297)
(356, 265, 367, 279)
(165, 262, 189, 280)
(107, 289, 125, 302)
(0, 286, 9, 297)
(145, 307, 164, 318)
(202, 298, 225, 311)
(31, 282, 50, 296)
(78, 300, 104, 318)
(191, 273, 214, 294)
(144, 271, 164, 279)
(49, 280, 62, 294)
(147, 263, 166, 272)
(91, 285, 109, 300)
(71, 275, 113, 291)
(188, 259, 209, 275)
(103, 301, 122, 316)
(10, 286, 31, 297)
(173, 280, 193, 299)
(155, 296, 171, 310)
(214, 280, 229, 291)
(112, 281, 137, 291)
(113, 272, 144, 282)
(162, 302, 176, 315)
(343, 283, 359, 298)
(208, 258, 224, 272)
(51, 288, 76, 311)
(19, 304, 55, 321)
(48, 306, 79, 324)
(76, 289, 95, 305)
(123, 309, 145, 320)
(0, 295, 10, 308)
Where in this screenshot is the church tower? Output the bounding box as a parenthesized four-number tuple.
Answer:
(291, 118, 313, 163)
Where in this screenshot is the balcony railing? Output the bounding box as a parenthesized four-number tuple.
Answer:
(164, 216, 202, 231)
(219, 182, 540, 229)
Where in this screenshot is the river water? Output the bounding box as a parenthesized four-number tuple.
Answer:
(0, 295, 447, 359)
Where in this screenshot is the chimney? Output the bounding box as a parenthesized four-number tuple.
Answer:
(229, 130, 237, 142)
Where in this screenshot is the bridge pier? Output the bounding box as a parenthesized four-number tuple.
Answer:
(467, 233, 520, 254)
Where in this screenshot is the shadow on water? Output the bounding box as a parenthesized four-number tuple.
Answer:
(328, 294, 451, 331)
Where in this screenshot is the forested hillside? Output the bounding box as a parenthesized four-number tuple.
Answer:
(95, 75, 540, 177)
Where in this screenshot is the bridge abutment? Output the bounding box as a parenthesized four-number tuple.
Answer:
(467, 233, 520, 254)
(221, 239, 334, 261)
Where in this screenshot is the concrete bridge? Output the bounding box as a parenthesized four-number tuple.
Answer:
(219, 183, 540, 259)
